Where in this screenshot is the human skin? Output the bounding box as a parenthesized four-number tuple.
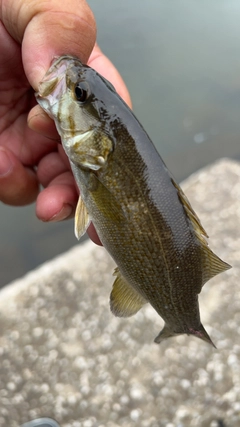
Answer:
(0, 0, 131, 244)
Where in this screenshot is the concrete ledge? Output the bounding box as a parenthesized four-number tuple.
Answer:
(0, 159, 239, 427)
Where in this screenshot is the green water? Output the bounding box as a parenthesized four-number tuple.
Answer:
(1, 0, 240, 285)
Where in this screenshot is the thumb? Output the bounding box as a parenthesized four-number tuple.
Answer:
(1, 0, 96, 89)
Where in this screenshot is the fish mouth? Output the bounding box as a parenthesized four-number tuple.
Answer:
(36, 56, 82, 107)
(49, 55, 82, 69)
(36, 68, 66, 108)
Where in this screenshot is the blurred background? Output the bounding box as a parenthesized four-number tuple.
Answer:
(1, 0, 240, 286)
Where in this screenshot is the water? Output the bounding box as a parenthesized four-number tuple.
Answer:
(1, 0, 240, 286)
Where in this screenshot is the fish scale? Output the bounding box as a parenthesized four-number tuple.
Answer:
(36, 55, 231, 347)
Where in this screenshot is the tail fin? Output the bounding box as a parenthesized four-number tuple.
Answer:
(154, 323, 216, 348)
(188, 323, 216, 348)
(154, 323, 179, 344)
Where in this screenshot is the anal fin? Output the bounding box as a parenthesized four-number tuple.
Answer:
(110, 267, 147, 317)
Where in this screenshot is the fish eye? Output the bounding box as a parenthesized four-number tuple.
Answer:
(74, 82, 89, 103)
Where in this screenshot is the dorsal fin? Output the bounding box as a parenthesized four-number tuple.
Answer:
(172, 179, 231, 284)
(110, 267, 147, 317)
(201, 245, 231, 285)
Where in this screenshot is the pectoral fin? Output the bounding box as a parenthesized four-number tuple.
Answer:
(90, 175, 126, 224)
(110, 267, 147, 317)
(74, 196, 90, 240)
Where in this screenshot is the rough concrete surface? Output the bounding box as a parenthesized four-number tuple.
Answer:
(0, 158, 239, 427)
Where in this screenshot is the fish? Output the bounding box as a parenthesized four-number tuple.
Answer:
(36, 55, 231, 347)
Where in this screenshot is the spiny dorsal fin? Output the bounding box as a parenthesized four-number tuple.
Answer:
(110, 267, 147, 317)
(172, 179, 208, 238)
(74, 196, 90, 240)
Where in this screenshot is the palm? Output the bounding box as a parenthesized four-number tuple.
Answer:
(0, 22, 76, 215)
(0, 23, 57, 168)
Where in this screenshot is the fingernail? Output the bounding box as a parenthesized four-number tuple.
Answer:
(0, 148, 13, 176)
(49, 204, 73, 222)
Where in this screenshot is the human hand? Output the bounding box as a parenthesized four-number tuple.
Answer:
(0, 0, 131, 244)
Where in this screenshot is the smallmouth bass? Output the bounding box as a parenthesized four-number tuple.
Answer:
(36, 56, 231, 347)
